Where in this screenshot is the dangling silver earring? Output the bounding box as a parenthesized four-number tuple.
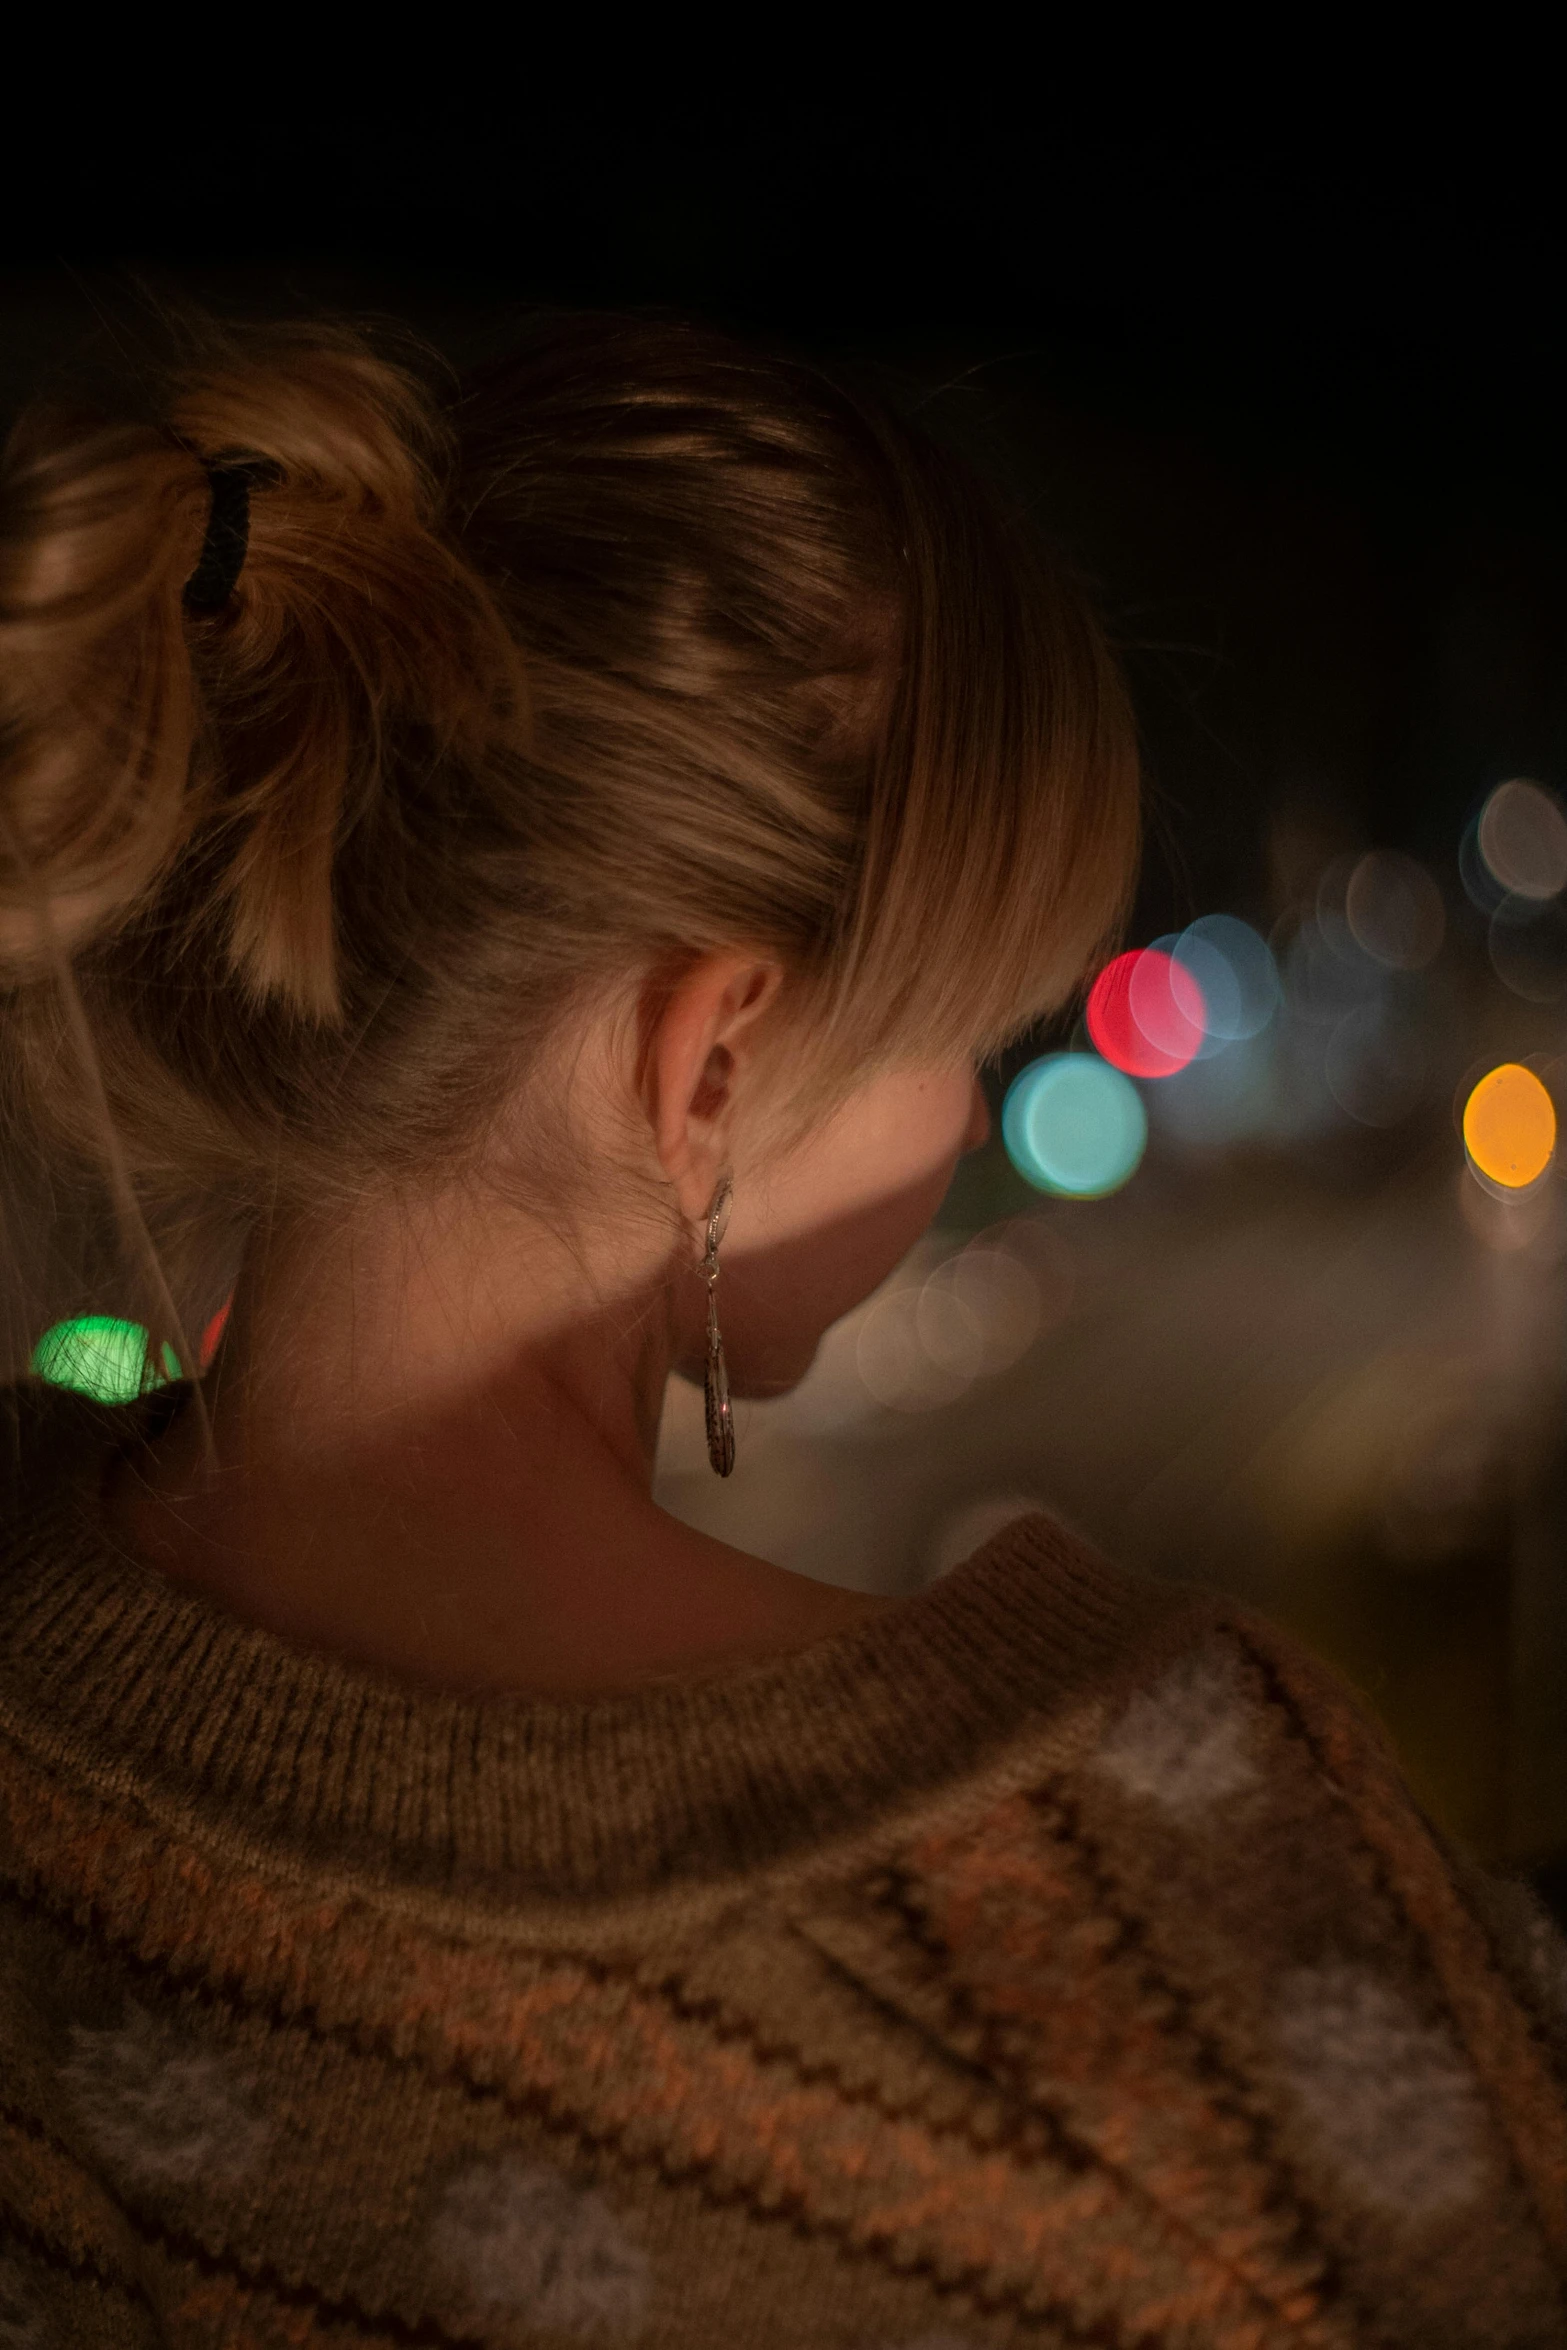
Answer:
(702, 1174, 735, 1477)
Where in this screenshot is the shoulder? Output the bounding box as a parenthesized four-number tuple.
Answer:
(787, 1589, 1567, 2331)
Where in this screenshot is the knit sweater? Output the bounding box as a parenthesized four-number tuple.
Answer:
(2, 1385, 1566, 2349)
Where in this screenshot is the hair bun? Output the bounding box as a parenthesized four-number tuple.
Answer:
(0, 327, 525, 1020)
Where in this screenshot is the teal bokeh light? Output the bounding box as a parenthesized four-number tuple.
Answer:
(29, 1316, 180, 1404)
(1002, 1054, 1147, 1198)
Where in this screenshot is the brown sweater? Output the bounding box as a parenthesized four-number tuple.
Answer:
(1, 1384, 1566, 2348)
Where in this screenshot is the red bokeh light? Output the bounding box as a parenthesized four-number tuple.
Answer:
(198, 1297, 232, 1371)
(1086, 950, 1206, 1078)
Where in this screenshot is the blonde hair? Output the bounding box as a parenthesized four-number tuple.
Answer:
(0, 312, 1138, 1368)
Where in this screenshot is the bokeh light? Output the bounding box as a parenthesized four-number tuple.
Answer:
(1314, 853, 1369, 962)
(1488, 896, 1567, 1002)
(1462, 1062, 1556, 1191)
(200, 1297, 232, 1369)
(1283, 907, 1381, 1028)
(792, 1219, 1072, 1433)
(852, 1231, 1049, 1414)
(984, 1214, 1076, 1331)
(1344, 850, 1445, 970)
(1171, 915, 1279, 1044)
(29, 1316, 180, 1404)
(1459, 816, 1509, 915)
(856, 1288, 968, 1411)
(1087, 950, 1205, 1077)
(1477, 779, 1567, 901)
(1002, 1054, 1147, 1197)
(918, 1247, 1041, 1378)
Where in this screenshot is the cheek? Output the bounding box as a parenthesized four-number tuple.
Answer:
(752, 1067, 979, 1241)
(715, 1067, 979, 1396)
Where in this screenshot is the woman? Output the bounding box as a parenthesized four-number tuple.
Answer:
(0, 313, 1563, 2346)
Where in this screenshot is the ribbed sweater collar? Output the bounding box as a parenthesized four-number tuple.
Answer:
(0, 1384, 1201, 1907)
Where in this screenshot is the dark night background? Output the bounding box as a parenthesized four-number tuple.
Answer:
(5, 95, 1567, 1910)
(9, 103, 1566, 929)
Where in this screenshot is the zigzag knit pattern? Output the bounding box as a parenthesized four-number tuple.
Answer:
(1, 1384, 1566, 2347)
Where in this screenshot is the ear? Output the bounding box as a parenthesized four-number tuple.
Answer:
(639, 952, 784, 1227)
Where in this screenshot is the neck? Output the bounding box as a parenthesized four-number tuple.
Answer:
(105, 1188, 891, 1695)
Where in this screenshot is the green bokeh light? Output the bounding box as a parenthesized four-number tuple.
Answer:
(29, 1317, 181, 1403)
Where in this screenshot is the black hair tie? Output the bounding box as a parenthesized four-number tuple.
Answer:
(182, 454, 277, 614)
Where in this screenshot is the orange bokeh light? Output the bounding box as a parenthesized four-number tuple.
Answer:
(1462, 1063, 1556, 1190)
